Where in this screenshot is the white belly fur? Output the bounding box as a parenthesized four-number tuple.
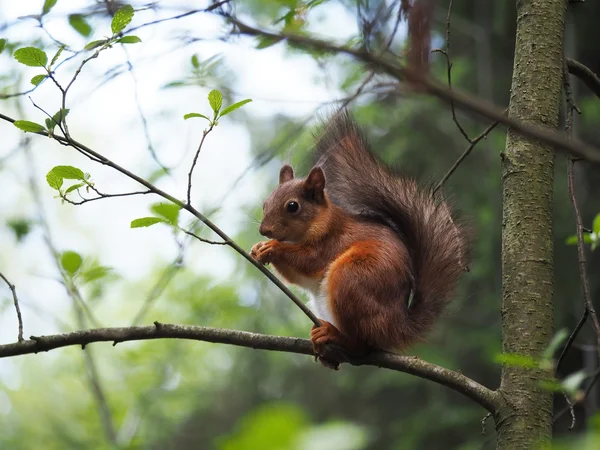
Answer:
(294, 274, 336, 327)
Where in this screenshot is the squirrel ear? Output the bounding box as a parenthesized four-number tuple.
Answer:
(279, 165, 294, 184)
(303, 167, 326, 203)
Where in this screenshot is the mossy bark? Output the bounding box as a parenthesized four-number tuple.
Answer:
(496, 0, 566, 448)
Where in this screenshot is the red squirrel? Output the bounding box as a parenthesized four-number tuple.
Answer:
(250, 111, 467, 368)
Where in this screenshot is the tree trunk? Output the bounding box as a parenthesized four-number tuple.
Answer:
(496, 0, 566, 448)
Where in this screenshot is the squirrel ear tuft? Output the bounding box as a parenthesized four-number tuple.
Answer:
(303, 167, 325, 203)
(279, 165, 294, 184)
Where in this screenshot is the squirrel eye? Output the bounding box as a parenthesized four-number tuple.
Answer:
(286, 201, 300, 213)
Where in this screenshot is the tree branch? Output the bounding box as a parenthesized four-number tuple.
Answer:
(564, 64, 600, 362)
(0, 271, 24, 342)
(0, 322, 502, 413)
(566, 58, 600, 100)
(434, 117, 501, 193)
(0, 111, 320, 326)
(227, 18, 600, 164)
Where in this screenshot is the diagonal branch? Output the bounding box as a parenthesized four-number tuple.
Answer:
(0, 111, 320, 326)
(434, 118, 501, 193)
(226, 18, 600, 163)
(0, 322, 502, 413)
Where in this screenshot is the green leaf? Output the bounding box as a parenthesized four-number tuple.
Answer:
(30, 74, 46, 86)
(191, 54, 200, 68)
(593, 213, 600, 235)
(111, 4, 134, 35)
(219, 99, 252, 118)
(256, 36, 283, 49)
(540, 378, 563, 393)
(14, 120, 46, 133)
(150, 202, 180, 225)
(130, 217, 167, 228)
(541, 328, 569, 363)
(80, 266, 112, 283)
(0, 39, 6, 54)
(494, 353, 538, 369)
(7, 218, 33, 242)
(50, 165, 85, 180)
(208, 89, 223, 115)
(48, 108, 70, 129)
(50, 45, 65, 67)
(65, 183, 85, 194)
(14, 47, 48, 67)
(68, 14, 92, 37)
(562, 370, 588, 394)
(42, 0, 58, 15)
(61, 251, 82, 276)
(183, 112, 211, 121)
(84, 40, 106, 51)
(566, 233, 593, 245)
(268, 34, 292, 48)
(147, 167, 169, 184)
(46, 171, 63, 190)
(117, 35, 141, 44)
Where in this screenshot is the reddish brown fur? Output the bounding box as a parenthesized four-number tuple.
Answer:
(251, 111, 467, 366)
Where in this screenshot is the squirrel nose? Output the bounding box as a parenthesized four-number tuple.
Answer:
(259, 223, 273, 238)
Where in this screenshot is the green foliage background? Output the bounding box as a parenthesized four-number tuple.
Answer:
(0, 1, 599, 449)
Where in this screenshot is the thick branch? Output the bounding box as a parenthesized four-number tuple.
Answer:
(0, 323, 501, 413)
(228, 19, 600, 164)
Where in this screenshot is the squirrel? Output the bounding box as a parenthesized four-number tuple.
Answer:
(250, 111, 467, 368)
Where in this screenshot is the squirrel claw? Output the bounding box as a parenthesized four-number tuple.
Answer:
(310, 320, 346, 370)
(250, 240, 276, 264)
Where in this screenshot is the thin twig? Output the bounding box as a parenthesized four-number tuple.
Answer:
(556, 309, 589, 374)
(0, 323, 502, 413)
(61, 188, 152, 206)
(567, 58, 600, 100)
(480, 412, 492, 435)
(74, 299, 117, 444)
(0, 271, 24, 342)
(181, 229, 228, 246)
(434, 118, 501, 193)
(564, 63, 600, 364)
(432, 0, 471, 143)
(187, 123, 214, 206)
(127, 0, 232, 34)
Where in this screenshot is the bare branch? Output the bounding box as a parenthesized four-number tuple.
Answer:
(127, 1, 232, 34)
(181, 229, 228, 246)
(61, 188, 152, 206)
(432, 0, 471, 143)
(226, 19, 600, 164)
(434, 118, 501, 193)
(0, 323, 502, 413)
(187, 123, 215, 206)
(564, 64, 600, 363)
(0, 271, 24, 342)
(556, 308, 588, 374)
(567, 58, 600, 101)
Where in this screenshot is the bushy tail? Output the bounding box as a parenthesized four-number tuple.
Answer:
(314, 111, 468, 340)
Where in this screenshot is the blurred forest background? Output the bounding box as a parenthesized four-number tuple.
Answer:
(0, 0, 599, 449)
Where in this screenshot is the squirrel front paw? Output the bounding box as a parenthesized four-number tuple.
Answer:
(250, 240, 278, 265)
